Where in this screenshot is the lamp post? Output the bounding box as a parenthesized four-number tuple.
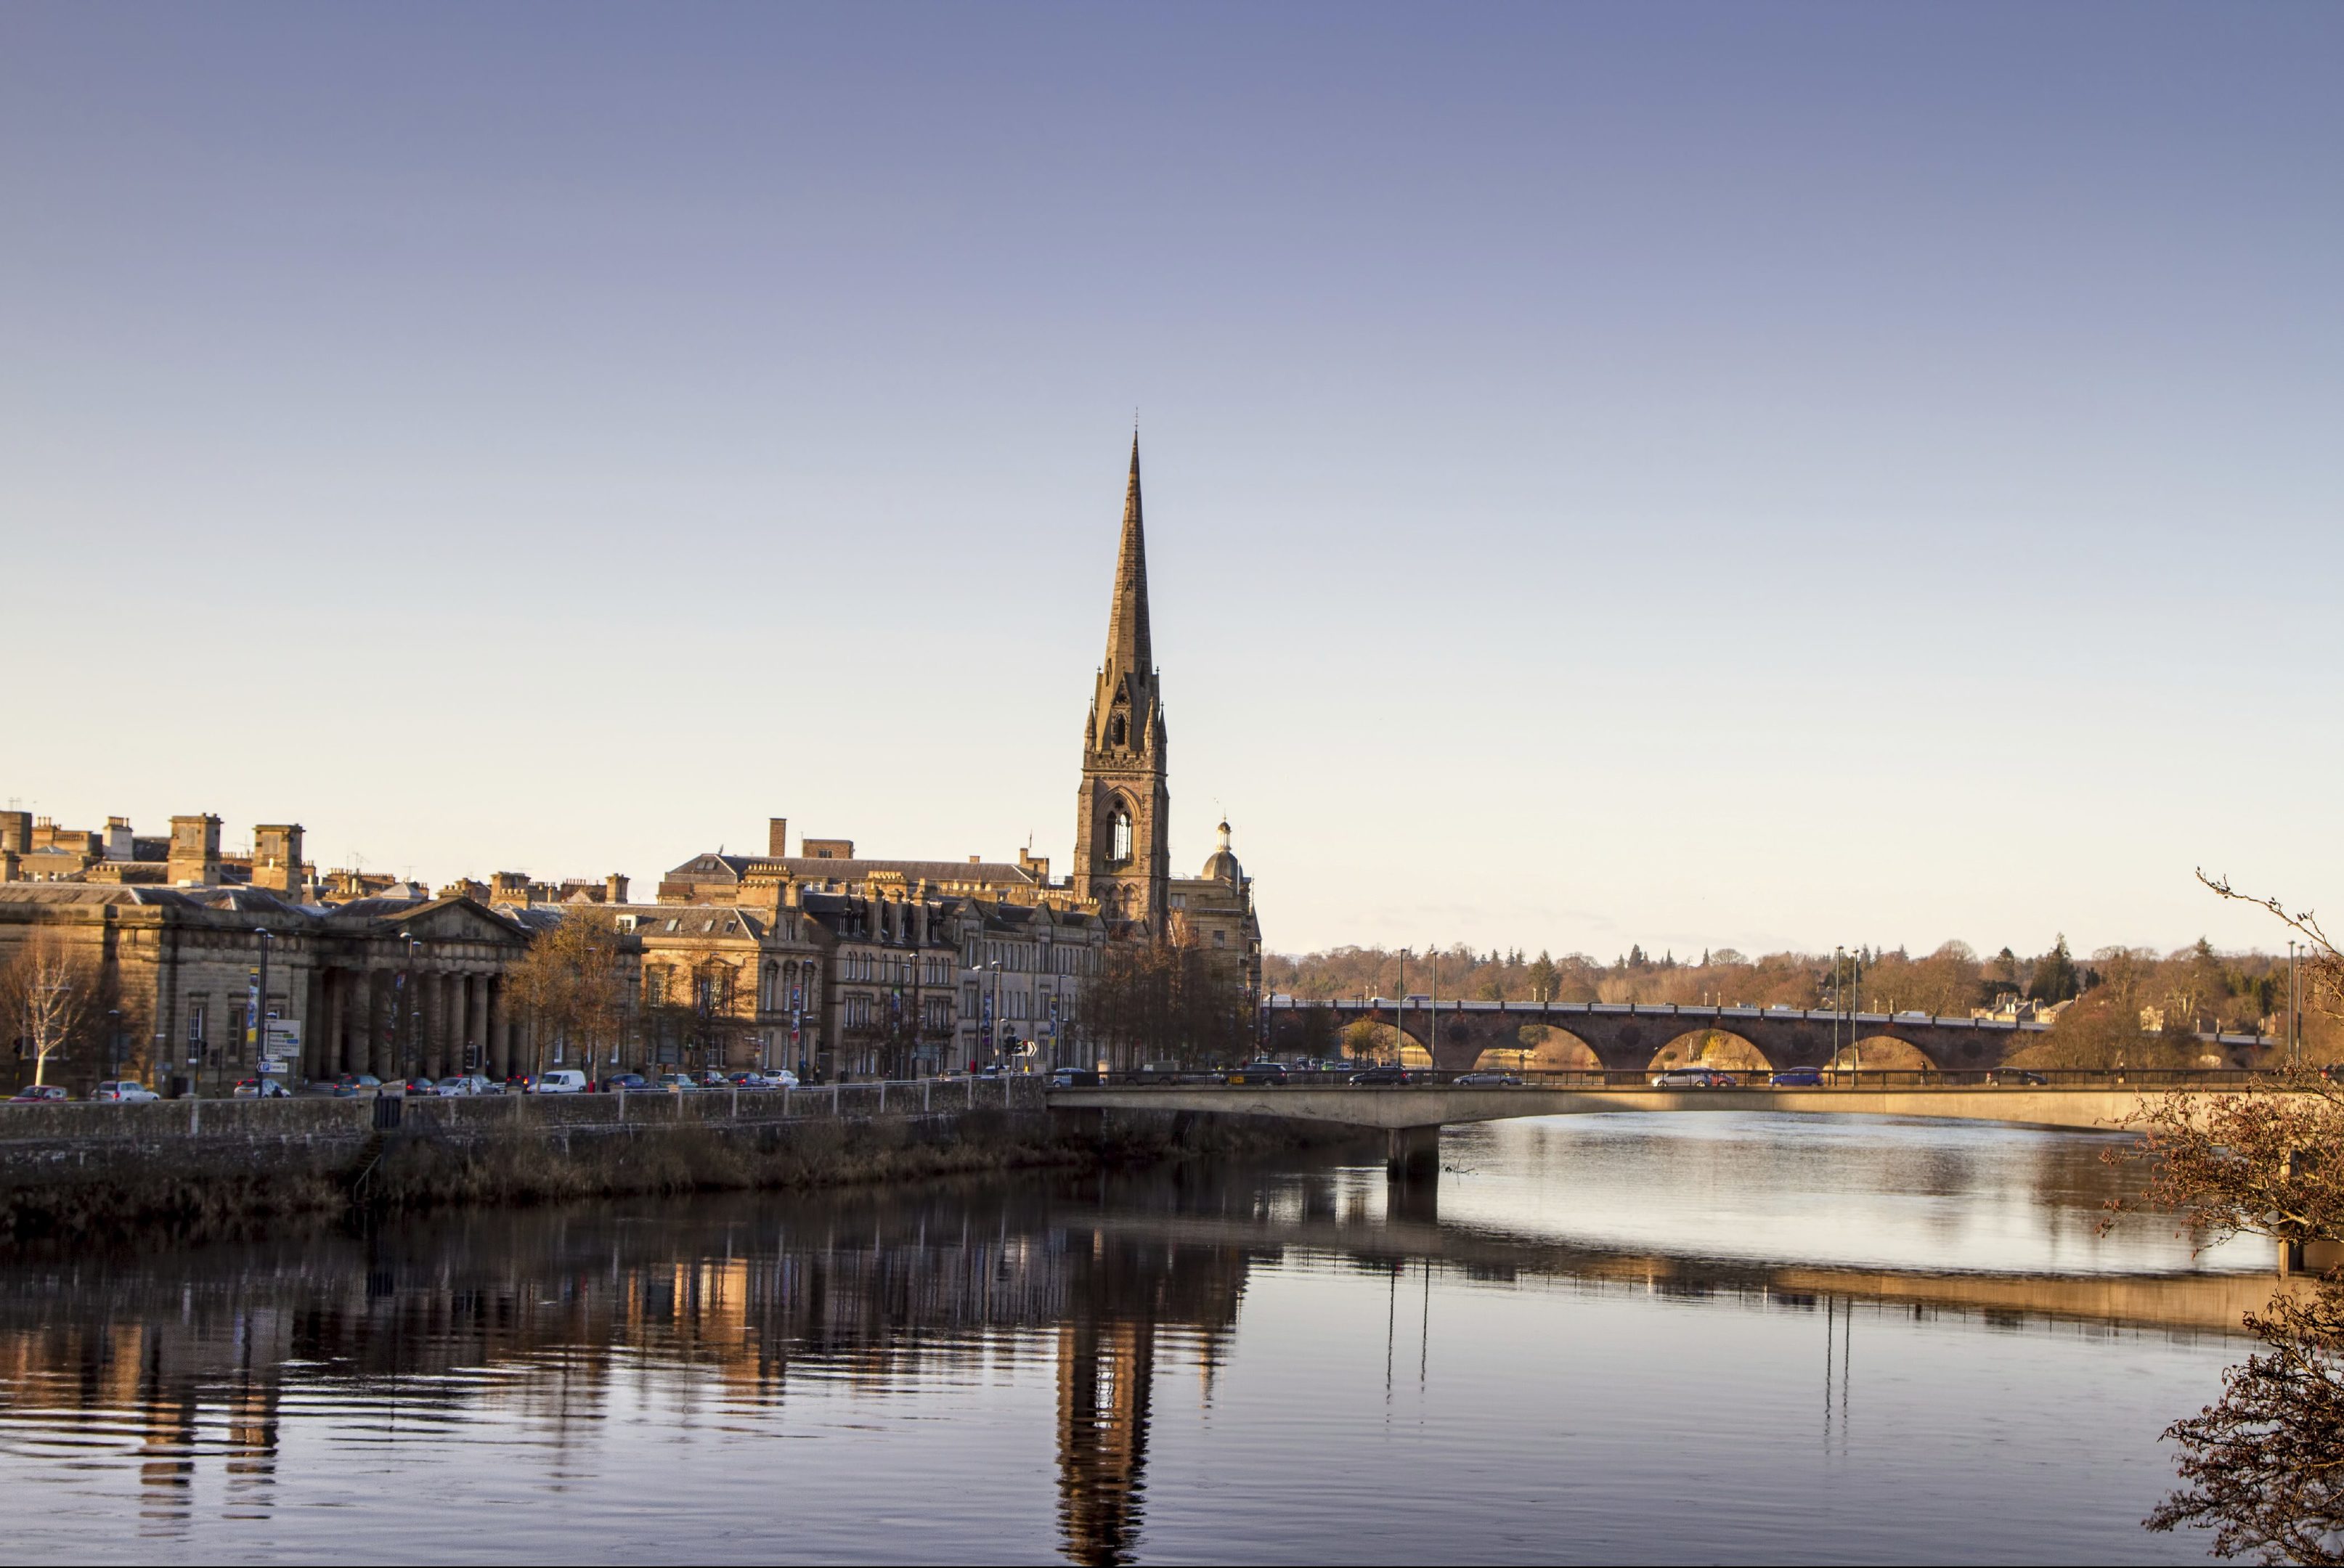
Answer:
(2289, 940, 2300, 1069)
(400, 930, 420, 1083)
(251, 926, 276, 1089)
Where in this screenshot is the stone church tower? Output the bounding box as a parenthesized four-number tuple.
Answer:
(1072, 436, 1171, 928)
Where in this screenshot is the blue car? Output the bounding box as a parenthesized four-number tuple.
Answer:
(1769, 1068, 1825, 1087)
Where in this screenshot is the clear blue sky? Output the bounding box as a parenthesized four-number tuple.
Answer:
(4, 4, 2337, 960)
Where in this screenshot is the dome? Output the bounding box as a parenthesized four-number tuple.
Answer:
(1199, 820, 1242, 883)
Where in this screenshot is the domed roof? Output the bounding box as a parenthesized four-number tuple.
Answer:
(1200, 820, 1242, 883)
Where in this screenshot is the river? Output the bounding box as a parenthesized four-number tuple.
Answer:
(0, 1112, 2269, 1564)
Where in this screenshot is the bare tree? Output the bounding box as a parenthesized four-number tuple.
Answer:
(1, 932, 97, 1088)
(507, 910, 632, 1077)
(1079, 918, 1253, 1071)
(2115, 875, 2344, 1561)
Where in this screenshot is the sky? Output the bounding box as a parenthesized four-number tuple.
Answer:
(3, 3, 2338, 962)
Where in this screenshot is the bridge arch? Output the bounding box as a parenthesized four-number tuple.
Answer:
(1513, 1024, 1599, 1072)
(1648, 1029, 1773, 1074)
(1842, 1034, 1941, 1072)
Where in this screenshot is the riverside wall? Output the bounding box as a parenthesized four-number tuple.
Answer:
(0, 1079, 1068, 1236)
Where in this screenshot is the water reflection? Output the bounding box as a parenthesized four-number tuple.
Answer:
(0, 1114, 2271, 1564)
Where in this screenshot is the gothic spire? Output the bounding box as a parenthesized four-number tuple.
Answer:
(1104, 431, 1152, 679)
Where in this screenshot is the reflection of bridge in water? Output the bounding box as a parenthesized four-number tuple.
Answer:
(0, 1164, 2284, 1566)
(1266, 996, 2269, 1074)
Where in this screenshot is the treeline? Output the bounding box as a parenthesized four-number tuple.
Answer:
(1264, 936, 2316, 1042)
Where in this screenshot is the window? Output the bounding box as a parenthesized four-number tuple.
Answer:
(1110, 806, 1132, 867)
(187, 1000, 208, 1048)
(1111, 712, 1127, 747)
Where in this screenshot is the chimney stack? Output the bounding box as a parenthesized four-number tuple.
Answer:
(606, 873, 630, 904)
(768, 817, 789, 857)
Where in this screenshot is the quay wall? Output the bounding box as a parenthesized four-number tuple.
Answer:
(0, 1080, 1074, 1236)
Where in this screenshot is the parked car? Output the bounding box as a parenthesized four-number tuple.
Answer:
(1350, 1065, 1416, 1086)
(656, 1074, 700, 1093)
(534, 1069, 590, 1095)
(1454, 1071, 1522, 1086)
(729, 1070, 799, 1090)
(436, 1074, 497, 1097)
(1651, 1067, 1735, 1089)
(396, 1077, 441, 1097)
(329, 1073, 386, 1098)
(598, 1071, 648, 1093)
(232, 1077, 294, 1099)
(1226, 1060, 1288, 1085)
(1769, 1068, 1825, 1087)
(692, 1070, 732, 1089)
(1049, 1067, 1102, 1087)
(90, 1080, 160, 1103)
(8, 1084, 68, 1103)
(1987, 1069, 2049, 1087)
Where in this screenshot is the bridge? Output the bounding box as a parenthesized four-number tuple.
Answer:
(1048, 1081, 2176, 1179)
(1261, 995, 2269, 1075)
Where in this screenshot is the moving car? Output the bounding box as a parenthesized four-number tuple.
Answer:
(232, 1077, 294, 1098)
(656, 1074, 700, 1093)
(90, 1081, 160, 1103)
(1049, 1066, 1101, 1087)
(533, 1069, 590, 1095)
(1986, 1069, 2049, 1087)
(1768, 1068, 1825, 1087)
(730, 1069, 799, 1090)
(1350, 1065, 1416, 1086)
(8, 1085, 68, 1103)
(1651, 1067, 1735, 1089)
(331, 1073, 386, 1098)
(436, 1074, 497, 1097)
(1226, 1060, 1288, 1085)
(1454, 1071, 1522, 1086)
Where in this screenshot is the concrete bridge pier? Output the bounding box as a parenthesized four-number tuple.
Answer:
(1386, 1124, 1440, 1183)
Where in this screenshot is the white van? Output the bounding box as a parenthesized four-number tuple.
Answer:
(534, 1069, 589, 1095)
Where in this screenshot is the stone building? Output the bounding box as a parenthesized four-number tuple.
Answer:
(1167, 820, 1263, 993)
(0, 883, 595, 1096)
(944, 897, 1110, 1071)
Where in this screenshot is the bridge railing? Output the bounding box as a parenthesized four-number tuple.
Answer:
(1073, 1066, 2286, 1092)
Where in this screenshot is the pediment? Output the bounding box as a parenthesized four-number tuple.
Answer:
(390, 897, 527, 946)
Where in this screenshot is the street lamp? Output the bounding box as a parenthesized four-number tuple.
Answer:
(400, 929, 420, 1081)
(2289, 940, 2300, 1068)
(252, 926, 276, 1087)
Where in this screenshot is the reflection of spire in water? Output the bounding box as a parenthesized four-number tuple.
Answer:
(223, 1370, 281, 1514)
(1056, 1318, 1155, 1568)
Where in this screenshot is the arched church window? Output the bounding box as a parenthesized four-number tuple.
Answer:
(1110, 805, 1133, 867)
(1110, 713, 1128, 747)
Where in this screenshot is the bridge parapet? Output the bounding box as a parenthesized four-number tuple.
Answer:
(1263, 996, 2268, 1074)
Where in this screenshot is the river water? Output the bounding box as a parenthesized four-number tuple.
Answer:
(0, 1114, 2271, 1564)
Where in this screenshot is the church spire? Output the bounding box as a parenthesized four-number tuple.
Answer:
(1104, 432, 1152, 679)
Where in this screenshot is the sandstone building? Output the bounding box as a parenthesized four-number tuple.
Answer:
(2, 436, 1262, 1089)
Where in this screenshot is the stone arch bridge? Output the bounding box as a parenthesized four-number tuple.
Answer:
(1263, 997, 2053, 1074)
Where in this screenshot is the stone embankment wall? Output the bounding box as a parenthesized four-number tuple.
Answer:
(0, 1080, 1078, 1236)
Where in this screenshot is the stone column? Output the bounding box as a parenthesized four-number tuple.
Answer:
(303, 969, 327, 1081)
(417, 972, 441, 1079)
(322, 970, 346, 1079)
(488, 978, 511, 1080)
(457, 970, 476, 1069)
(468, 973, 489, 1076)
(370, 971, 395, 1080)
